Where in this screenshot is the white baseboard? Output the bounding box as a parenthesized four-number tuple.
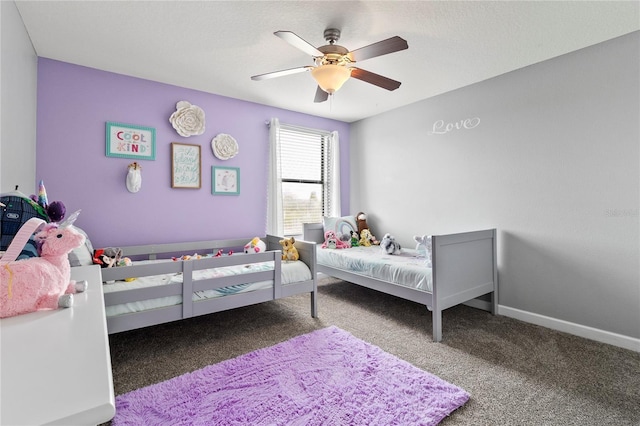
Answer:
(499, 305, 640, 352)
(319, 273, 639, 352)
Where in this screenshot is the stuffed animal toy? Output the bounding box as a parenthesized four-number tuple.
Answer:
(350, 230, 360, 247)
(0, 216, 88, 318)
(355, 212, 379, 245)
(279, 237, 299, 261)
(323, 231, 337, 249)
(359, 228, 376, 247)
(380, 233, 402, 255)
(244, 237, 266, 254)
(93, 247, 122, 268)
(116, 257, 136, 282)
(322, 230, 348, 249)
(356, 212, 369, 234)
(173, 254, 192, 261)
(118, 257, 133, 267)
(173, 252, 208, 261)
(45, 201, 66, 223)
(413, 235, 433, 267)
(371, 233, 380, 245)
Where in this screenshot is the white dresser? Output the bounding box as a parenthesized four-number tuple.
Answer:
(0, 265, 115, 425)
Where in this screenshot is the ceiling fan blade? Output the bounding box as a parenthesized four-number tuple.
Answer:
(350, 67, 401, 91)
(251, 66, 313, 81)
(275, 31, 324, 57)
(314, 86, 329, 103)
(347, 36, 408, 62)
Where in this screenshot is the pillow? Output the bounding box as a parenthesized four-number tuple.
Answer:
(323, 215, 358, 240)
(68, 226, 95, 267)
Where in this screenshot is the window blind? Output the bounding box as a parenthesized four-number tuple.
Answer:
(279, 125, 329, 236)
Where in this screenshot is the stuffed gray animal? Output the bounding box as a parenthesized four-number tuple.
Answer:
(95, 247, 122, 268)
(380, 233, 402, 255)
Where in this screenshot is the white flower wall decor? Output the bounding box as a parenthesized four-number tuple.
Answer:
(211, 133, 239, 160)
(169, 101, 205, 137)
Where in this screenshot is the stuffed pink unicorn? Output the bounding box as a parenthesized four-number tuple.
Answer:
(0, 213, 87, 318)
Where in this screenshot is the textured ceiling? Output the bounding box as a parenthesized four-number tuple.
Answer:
(14, 1, 640, 123)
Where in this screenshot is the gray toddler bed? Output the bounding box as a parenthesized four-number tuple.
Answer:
(304, 223, 497, 342)
(98, 235, 317, 334)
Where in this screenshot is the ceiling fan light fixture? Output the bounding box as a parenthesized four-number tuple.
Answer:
(311, 64, 351, 94)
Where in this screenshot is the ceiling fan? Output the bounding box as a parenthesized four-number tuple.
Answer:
(251, 29, 408, 103)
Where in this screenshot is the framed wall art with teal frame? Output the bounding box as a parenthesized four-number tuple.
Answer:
(212, 166, 240, 195)
(106, 121, 156, 160)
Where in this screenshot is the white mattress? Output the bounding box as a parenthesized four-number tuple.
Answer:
(103, 259, 311, 317)
(317, 246, 433, 292)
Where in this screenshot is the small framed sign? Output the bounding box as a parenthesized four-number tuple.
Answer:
(106, 122, 156, 160)
(212, 166, 240, 195)
(171, 143, 201, 189)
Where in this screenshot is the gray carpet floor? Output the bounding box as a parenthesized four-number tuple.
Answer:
(106, 276, 640, 425)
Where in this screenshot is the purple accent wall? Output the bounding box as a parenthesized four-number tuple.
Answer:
(36, 59, 350, 247)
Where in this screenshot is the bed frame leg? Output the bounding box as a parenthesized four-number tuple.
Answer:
(310, 291, 318, 318)
(432, 309, 442, 342)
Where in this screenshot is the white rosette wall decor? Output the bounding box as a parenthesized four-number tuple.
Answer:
(211, 133, 239, 160)
(169, 101, 205, 137)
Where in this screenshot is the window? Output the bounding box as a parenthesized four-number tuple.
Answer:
(279, 125, 326, 236)
(267, 119, 340, 237)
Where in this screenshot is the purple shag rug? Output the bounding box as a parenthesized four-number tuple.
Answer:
(113, 326, 469, 425)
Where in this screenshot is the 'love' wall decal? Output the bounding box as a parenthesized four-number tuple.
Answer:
(428, 117, 480, 135)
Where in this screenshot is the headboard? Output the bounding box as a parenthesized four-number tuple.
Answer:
(303, 223, 324, 244)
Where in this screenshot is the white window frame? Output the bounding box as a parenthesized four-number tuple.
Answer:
(266, 118, 340, 237)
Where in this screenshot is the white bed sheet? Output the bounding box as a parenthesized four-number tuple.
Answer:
(103, 259, 311, 317)
(317, 246, 433, 292)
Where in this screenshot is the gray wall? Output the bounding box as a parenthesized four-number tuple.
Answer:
(350, 32, 639, 343)
(1, 0, 38, 193)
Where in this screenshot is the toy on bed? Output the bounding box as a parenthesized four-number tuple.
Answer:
(322, 230, 349, 249)
(0, 212, 88, 318)
(359, 228, 379, 247)
(355, 212, 379, 245)
(93, 247, 122, 268)
(350, 231, 360, 247)
(173, 253, 202, 261)
(380, 233, 402, 255)
(414, 234, 433, 267)
(94, 247, 140, 281)
(279, 237, 299, 261)
(355, 212, 369, 234)
(116, 257, 136, 282)
(244, 237, 266, 254)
